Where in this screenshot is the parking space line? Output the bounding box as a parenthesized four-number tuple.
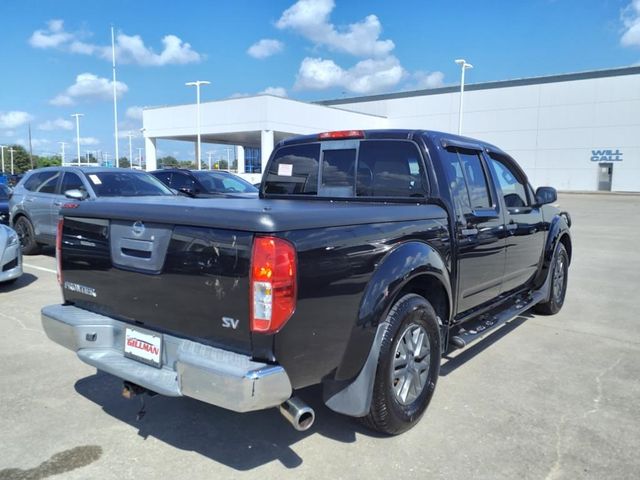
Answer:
(23, 263, 57, 274)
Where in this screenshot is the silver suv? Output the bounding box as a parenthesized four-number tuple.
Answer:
(9, 167, 174, 254)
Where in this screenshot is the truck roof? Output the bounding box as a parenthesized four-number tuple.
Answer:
(277, 129, 506, 155)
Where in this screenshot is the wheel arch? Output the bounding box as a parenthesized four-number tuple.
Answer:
(323, 240, 451, 417)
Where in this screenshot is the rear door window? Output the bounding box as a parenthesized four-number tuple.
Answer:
(441, 147, 492, 212)
(36, 171, 61, 194)
(24, 171, 57, 192)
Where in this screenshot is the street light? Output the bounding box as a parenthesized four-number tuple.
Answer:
(71, 113, 84, 165)
(0, 145, 6, 173)
(58, 142, 66, 165)
(185, 80, 210, 170)
(8, 147, 15, 175)
(127, 131, 135, 169)
(454, 59, 473, 135)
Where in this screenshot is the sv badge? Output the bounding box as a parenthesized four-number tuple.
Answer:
(222, 317, 240, 329)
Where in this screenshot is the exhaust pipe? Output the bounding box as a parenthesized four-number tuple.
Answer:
(279, 397, 315, 431)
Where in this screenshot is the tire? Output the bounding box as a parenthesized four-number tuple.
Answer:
(535, 243, 569, 315)
(14, 216, 41, 255)
(361, 293, 441, 435)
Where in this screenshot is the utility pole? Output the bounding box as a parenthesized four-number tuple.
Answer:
(28, 123, 34, 169)
(9, 147, 15, 175)
(207, 151, 213, 169)
(127, 131, 134, 169)
(0, 145, 6, 173)
(71, 113, 84, 165)
(138, 147, 143, 169)
(59, 142, 66, 165)
(111, 25, 120, 167)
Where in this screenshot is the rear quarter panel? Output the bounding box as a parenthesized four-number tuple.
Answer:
(274, 210, 450, 389)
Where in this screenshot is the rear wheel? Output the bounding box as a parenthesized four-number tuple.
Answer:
(535, 243, 568, 315)
(361, 293, 441, 435)
(14, 216, 40, 255)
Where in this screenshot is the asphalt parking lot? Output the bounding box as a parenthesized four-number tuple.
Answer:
(1, 193, 639, 480)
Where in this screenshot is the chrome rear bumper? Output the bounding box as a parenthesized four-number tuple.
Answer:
(41, 304, 292, 412)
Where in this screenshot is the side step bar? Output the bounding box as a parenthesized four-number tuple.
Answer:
(449, 290, 545, 349)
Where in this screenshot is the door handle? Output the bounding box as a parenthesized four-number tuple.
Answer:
(461, 228, 478, 237)
(25, 198, 34, 202)
(53, 201, 63, 207)
(506, 223, 517, 232)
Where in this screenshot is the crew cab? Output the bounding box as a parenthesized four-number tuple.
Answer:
(42, 130, 571, 435)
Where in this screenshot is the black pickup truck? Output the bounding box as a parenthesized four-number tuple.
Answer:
(42, 129, 571, 435)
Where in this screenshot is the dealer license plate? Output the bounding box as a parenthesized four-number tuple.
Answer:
(124, 327, 162, 368)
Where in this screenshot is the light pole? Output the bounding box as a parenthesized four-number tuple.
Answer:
(185, 80, 210, 170)
(0, 145, 6, 173)
(207, 151, 213, 169)
(71, 113, 84, 165)
(111, 25, 120, 168)
(9, 147, 15, 175)
(455, 59, 473, 135)
(59, 142, 66, 165)
(137, 147, 143, 169)
(127, 131, 134, 169)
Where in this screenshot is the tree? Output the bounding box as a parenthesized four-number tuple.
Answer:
(158, 156, 179, 168)
(118, 157, 131, 168)
(36, 155, 62, 168)
(6, 145, 31, 174)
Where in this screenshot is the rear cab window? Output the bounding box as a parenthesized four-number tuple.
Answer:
(263, 139, 428, 199)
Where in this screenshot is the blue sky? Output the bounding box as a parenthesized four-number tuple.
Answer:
(1, 0, 639, 161)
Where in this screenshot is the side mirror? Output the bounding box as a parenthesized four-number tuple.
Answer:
(535, 186, 557, 205)
(64, 189, 89, 201)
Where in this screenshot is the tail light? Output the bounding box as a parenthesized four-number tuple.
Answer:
(250, 236, 297, 333)
(56, 217, 63, 286)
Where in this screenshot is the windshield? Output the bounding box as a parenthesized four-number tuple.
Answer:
(0, 184, 9, 199)
(85, 171, 174, 197)
(192, 171, 257, 194)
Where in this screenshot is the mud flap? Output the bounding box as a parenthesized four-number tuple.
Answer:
(323, 321, 389, 417)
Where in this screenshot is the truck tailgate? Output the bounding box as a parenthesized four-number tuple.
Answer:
(60, 215, 253, 355)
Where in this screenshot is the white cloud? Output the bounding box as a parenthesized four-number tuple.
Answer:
(0, 111, 33, 129)
(259, 86, 288, 97)
(276, 0, 393, 57)
(409, 71, 445, 90)
(28, 20, 202, 66)
(621, 0, 640, 47)
(247, 39, 284, 59)
(37, 117, 74, 131)
(126, 106, 144, 121)
(107, 33, 202, 66)
(29, 19, 73, 48)
(79, 137, 100, 146)
(294, 56, 405, 94)
(50, 73, 128, 106)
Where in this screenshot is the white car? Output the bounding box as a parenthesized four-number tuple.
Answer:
(0, 224, 22, 284)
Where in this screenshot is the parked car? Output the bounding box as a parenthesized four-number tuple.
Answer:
(0, 224, 22, 284)
(0, 184, 11, 225)
(10, 167, 174, 254)
(151, 168, 258, 197)
(42, 130, 571, 435)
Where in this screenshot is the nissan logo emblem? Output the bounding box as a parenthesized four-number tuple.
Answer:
(132, 221, 145, 236)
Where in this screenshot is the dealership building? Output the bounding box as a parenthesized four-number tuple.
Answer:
(142, 65, 640, 191)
